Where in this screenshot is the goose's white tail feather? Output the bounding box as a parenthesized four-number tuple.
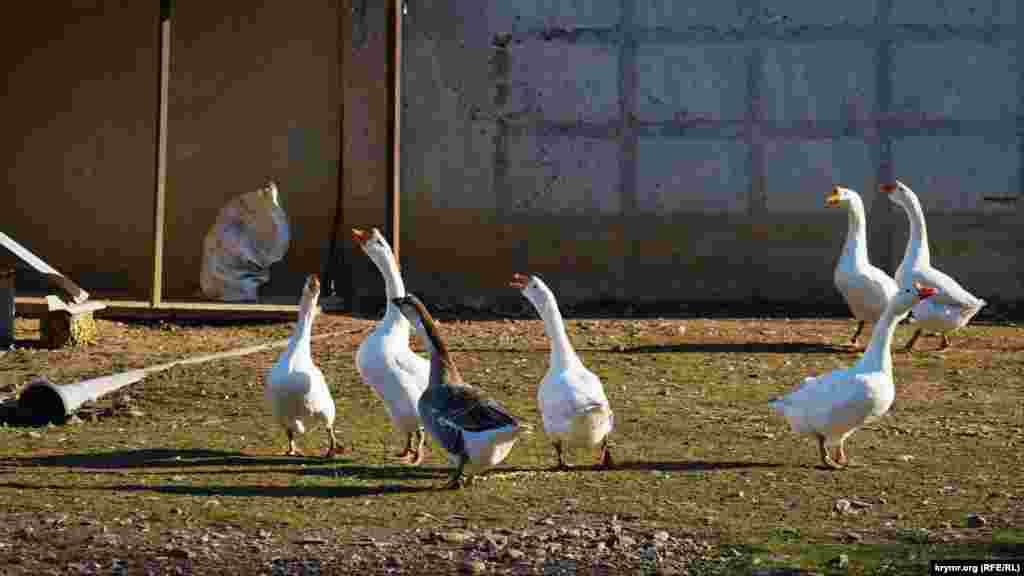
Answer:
(459, 425, 523, 474)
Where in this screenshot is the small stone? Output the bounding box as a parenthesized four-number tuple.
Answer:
(439, 531, 474, 545)
(842, 530, 863, 542)
(829, 554, 850, 569)
(505, 549, 525, 561)
(834, 499, 854, 514)
(462, 559, 486, 574)
(653, 530, 670, 543)
(27, 431, 41, 439)
(127, 409, 145, 418)
(966, 513, 987, 528)
(170, 507, 184, 515)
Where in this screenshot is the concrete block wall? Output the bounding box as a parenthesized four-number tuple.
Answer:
(397, 0, 1021, 315)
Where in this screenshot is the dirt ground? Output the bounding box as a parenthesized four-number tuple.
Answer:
(0, 311, 1021, 575)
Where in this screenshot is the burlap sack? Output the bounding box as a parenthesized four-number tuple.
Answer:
(200, 180, 290, 302)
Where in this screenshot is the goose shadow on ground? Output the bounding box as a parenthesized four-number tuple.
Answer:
(489, 460, 782, 474)
(2, 448, 442, 480)
(0, 480, 432, 499)
(571, 460, 782, 473)
(451, 342, 850, 355)
(617, 342, 848, 354)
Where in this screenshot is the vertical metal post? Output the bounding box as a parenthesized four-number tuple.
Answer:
(385, 0, 402, 261)
(324, 0, 349, 307)
(151, 0, 172, 307)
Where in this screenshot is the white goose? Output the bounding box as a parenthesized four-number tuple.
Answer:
(881, 181, 987, 350)
(265, 274, 340, 457)
(352, 228, 429, 464)
(392, 294, 526, 489)
(770, 284, 937, 469)
(827, 186, 899, 346)
(510, 273, 614, 469)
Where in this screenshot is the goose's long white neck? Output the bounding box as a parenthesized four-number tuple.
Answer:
(287, 298, 317, 359)
(531, 289, 579, 369)
(374, 250, 409, 328)
(859, 303, 908, 377)
(839, 197, 870, 270)
(898, 191, 931, 271)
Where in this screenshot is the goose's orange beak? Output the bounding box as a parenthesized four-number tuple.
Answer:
(915, 285, 937, 299)
(351, 228, 369, 244)
(879, 183, 898, 194)
(825, 186, 842, 207)
(509, 273, 530, 290)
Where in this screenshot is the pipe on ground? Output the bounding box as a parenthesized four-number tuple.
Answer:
(16, 328, 365, 425)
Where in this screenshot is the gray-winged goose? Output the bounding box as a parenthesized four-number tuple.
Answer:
(392, 294, 525, 489)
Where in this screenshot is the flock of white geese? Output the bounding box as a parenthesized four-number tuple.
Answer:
(264, 179, 986, 489)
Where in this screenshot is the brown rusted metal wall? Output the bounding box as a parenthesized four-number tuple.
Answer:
(163, 1, 342, 302)
(2, 2, 358, 305)
(0, 2, 159, 298)
(340, 0, 395, 313)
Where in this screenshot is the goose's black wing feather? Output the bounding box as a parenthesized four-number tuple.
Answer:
(439, 382, 519, 432)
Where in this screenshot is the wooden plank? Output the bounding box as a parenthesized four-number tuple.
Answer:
(16, 297, 301, 322)
(386, 0, 402, 260)
(151, 2, 172, 306)
(44, 296, 106, 314)
(0, 232, 89, 304)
